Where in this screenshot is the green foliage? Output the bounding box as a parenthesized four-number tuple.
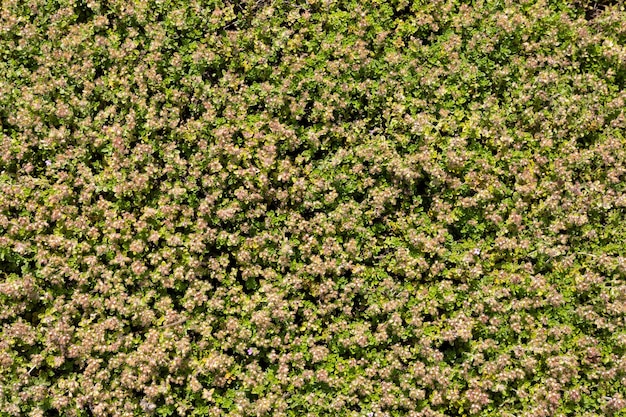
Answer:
(1, 0, 626, 416)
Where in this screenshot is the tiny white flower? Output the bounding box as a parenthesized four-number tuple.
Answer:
(45, 160, 52, 166)
(473, 248, 481, 256)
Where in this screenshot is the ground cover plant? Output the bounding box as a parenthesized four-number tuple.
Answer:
(1, 0, 626, 416)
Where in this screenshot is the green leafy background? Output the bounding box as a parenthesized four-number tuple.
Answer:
(1, 0, 626, 416)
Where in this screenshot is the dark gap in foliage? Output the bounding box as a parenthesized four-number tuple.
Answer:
(0, 109, 17, 141)
(56, 357, 82, 378)
(40, 401, 61, 417)
(226, 255, 259, 295)
(415, 177, 432, 213)
(12, 339, 42, 364)
(178, 104, 194, 126)
(352, 293, 368, 317)
(576, 131, 601, 150)
(243, 66, 273, 85)
(257, 348, 272, 372)
(331, 339, 368, 362)
(396, 28, 444, 53)
(83, 405, 95, 417)
(306, 378, 333, 396)
(438, 339, 471, 366)
(584, 0, 621, 20)
(93, 60, 112, 81)
(346, 404, 364, 415)
(292, 307, 305, 329)
(187, 328, 202, 346)
(0, 158, 19, 180)
(232, 130, 247, 148)
(164, 285, 189, 312)
(73, 0, 96, 25)
(0, 249, 30, 275)
(245, 390, 260, 404)
(294, 146, 326, 165)
(0, 38, 40, 72)
(487, 389, 520, 413)
(293, 298, 321, 330)
(335, 104, 366, 125)
(533, 253, 554, 274)
(267, 47, 284, 68)
(601, 106, 626, 130)
(199, 246, 228, 270)
(23, 298, 45, 327)
(371, 238, 393, 260)
(246, 102, 265, 116)
(447, 224, 463, 242)
(300, 206, 322, 222)
(350, 189, 367, 205)
(297, 101, 317, 129)
(391, 2, 413, 20)
(615, 68, 626, 91)
(227, 0, 283, 31)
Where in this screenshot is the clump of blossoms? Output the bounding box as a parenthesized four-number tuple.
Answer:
(1, 0, 626, 416)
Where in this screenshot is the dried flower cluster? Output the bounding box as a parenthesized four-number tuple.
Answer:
(1, 0, 626, 416)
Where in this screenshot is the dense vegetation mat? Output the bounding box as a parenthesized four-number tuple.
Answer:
(1, 0, 626, 416)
